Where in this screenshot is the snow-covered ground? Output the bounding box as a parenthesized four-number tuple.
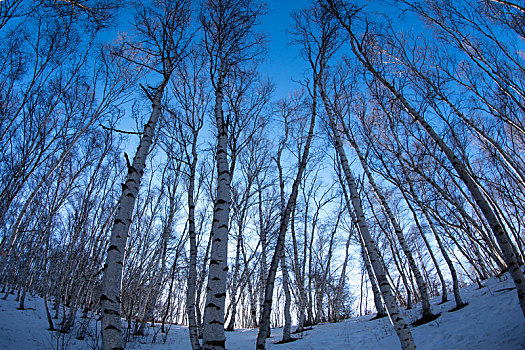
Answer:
(1, 274, 524, 349)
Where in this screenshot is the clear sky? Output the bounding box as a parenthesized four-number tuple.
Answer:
(259, 1, 312, 99)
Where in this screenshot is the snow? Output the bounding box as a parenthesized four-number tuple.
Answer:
(1, 275, 524, 349)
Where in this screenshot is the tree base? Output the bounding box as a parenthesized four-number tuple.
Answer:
(369, 313, 388, 321)
(292, 327, 313, 334)
(274, 337, 299, 345)
(411, 313, 440, 327)
(449, 302, 469, 312)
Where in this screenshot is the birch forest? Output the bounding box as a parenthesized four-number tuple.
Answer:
(1, 0, 524, 349)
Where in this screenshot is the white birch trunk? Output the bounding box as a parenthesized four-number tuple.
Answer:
(100, 80, 167, 350)
(320, 88, 416, 349)
(361, 242, 386, 316)
(346, 27, 525, 317)
(280, 252, 292, 342)
(421, 208, 466, 309)
(186, 132, 201, 350)
(202, 72, 230, 350)
(348, 136, 433, 319)
(256, 95, 317, 349)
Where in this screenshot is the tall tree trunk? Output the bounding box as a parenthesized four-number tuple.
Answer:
(360, 242, 386, 317)
(340, 15, 525, 316)
(280, 251, 292, 342)
(196, 231, 212, 339)
(226, 225, 243, 332)
(257, 174, 267, 331)
(256, 93, 317, 350)
(319, 85, 416, 349)
(202, 71, 230, 350)
(405, 195, 448, 304)
(186, 132, 201, 350)
(422, 208, 466, 309)
(348, 135, 433, 319)
(100, 79, 168, 350)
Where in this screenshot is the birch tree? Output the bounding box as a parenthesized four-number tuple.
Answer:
(100, 1, 191, 348)
(296, 4, 416, 348)
(320, 0, 525, 318)
(199, 1, 265, 348)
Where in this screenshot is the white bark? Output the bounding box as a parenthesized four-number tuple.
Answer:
(320, 88, 416, 349)
(100, 80, 167, 350)
(186, 131, 201, 350)
(348, 134, 433, 319)
(421, 207, 465, 309)
(202, 73, 230, 350)
(360, 241, 386, 316)
(344, 20, 525, 317)
(280, 251, 292, 342)
(256, 96, 317, 350)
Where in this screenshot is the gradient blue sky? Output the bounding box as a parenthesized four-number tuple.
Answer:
(259, 1, 312, 99)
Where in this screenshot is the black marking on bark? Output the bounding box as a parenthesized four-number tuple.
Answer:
(210, 259, 219, 265)
(100, 294, 112, 302)
(107, 245, 121, 253)
(114, 219, 126, 226)
(206, 303, 220, 310)
(104, 325, 121, 331)
(103, 308, 120, 316)
(204, 339, 226, 347)
(127, 166, 139, 175)
(214, 293, 226, 298)
(209, 320, 224, 325)
(125, 192, 136, 199)
(212, 277, 220, 281)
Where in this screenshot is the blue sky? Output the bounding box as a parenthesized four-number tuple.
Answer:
(259, 0, 312, 99)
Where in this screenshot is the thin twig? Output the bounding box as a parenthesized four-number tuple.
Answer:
(100, 124, 143, 135)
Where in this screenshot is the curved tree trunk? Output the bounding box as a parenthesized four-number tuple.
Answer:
(348, 20, 525, 317)
(360, 242, 386, 317)
(322, 0, 525, 317)
(422, 208, 466, 309)
(100, 80, 168, 350)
